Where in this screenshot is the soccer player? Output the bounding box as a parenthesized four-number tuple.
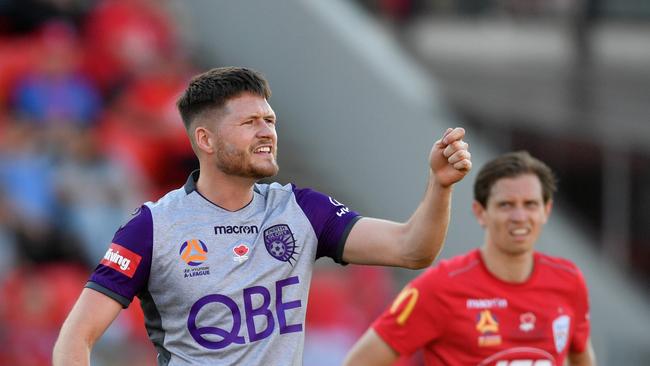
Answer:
(344, 151, 596, 366)
(52, 66, 472, 365)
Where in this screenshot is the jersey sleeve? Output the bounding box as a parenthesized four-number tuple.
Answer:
(570, 267, 591, 353)
(372, 268, 448, 356)
(292, 185, 361, 264)
(85, 205, 153, 308)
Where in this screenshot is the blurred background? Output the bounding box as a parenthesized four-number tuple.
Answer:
(0, 0, 648, 365)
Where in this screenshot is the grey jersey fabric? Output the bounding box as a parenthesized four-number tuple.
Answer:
(87, 171, 361, 365)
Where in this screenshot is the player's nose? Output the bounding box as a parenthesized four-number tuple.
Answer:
(509, 207, 527, 221)
(255, 119, 275, 138)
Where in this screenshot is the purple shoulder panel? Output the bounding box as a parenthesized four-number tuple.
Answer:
(86, 205, 153, 308)
(292, 185, 361, 263)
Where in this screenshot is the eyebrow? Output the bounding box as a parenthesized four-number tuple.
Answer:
(493, 197, 542, 204)
(240, 110, 275, 119)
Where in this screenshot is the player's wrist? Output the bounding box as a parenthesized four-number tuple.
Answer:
(428, 172, 455, 191)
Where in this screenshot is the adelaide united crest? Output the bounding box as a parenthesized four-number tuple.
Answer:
(263, 224, 299, 265)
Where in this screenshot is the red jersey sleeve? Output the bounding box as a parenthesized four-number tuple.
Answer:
(372, 267, 449, 356)
(570, 267, 591, 353)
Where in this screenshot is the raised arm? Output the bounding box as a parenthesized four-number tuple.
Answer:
(342, 127, 471, 268)
(53, 288, 123, 366)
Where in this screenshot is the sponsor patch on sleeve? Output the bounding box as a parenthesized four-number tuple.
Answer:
(100, 243, 142, 278)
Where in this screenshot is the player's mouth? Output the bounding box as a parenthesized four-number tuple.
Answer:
(509, 227, 530, 237)
(253, 145, 273, 154)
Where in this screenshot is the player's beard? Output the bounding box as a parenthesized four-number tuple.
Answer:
(215, 139, 279, 179)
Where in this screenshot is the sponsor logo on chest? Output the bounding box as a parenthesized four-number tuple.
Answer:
(214, 225, 259, 235)
(478, 347, 555, 366)
(467, 298, 509, 309)
(187, 276, 304, 350)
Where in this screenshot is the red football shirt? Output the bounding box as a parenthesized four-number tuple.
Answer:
(373, 249, 590, 366)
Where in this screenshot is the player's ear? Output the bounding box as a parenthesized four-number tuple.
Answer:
(194, 125, 215, 154)
(472, 201, 487, 228)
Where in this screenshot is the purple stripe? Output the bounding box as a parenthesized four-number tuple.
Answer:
(292, 185, 360, 262)
(88, 205, 153, 307)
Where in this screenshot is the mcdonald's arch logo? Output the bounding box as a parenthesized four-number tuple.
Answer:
(389, 286, 419, 326)
(179, 239, 209, 266)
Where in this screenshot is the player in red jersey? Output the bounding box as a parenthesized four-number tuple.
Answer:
(344, 151, 596, 366)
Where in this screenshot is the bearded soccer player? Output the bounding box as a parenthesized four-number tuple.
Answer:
(344, 151, 596, 366)
(52, 66, 472, 365)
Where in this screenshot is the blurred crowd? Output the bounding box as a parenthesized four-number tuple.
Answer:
(0, 1, 405, 365)
(0, 0, 196, 364)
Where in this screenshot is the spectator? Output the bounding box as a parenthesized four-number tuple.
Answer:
(11, 21, 101, 130)
(0, 118, 84, 264)
(55, 128, 145, 264)
(82, 0, 178, 94)
(96, 58, 195, 197)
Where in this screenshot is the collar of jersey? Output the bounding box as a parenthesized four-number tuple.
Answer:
(475, 249, 541, 288)
(183, 169, 261, 212)
(184, 170, 201, 194)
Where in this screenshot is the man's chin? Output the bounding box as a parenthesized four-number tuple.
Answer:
(250, 164, 279, 180)
(504, 244, 534, 257)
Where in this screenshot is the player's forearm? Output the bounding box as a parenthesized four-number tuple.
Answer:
(53, 292, 107, 366)
(53, 288, 122, 365)
(52, 334, 92, 366)
(401, 177, 453, 268)
(343, 351, 396, 366)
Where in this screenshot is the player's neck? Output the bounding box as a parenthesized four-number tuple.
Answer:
(196, 167, 256, 211)
(479, 244, 534, 283)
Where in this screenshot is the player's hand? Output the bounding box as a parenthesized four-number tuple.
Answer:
(429, 127, 471, 188)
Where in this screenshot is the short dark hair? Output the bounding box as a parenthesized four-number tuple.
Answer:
(474, 151, 557, 207)
(176, 66, 271, 129)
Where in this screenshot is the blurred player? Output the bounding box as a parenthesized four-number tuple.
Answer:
(344, 151, 596, 366)
(52, 66, 471, 365)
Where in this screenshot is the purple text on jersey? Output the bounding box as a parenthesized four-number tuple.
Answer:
(187, 276, 303, 349)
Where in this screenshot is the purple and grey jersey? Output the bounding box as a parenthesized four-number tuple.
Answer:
(86, 170, 361, 365)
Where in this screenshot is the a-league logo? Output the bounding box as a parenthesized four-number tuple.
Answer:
(263, 224, 298, 264)
(179, 239, 208, 266)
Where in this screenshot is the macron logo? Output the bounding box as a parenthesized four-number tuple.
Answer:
(214, 225, 259, 235)
(466, 298, 508, 309)
(100, 243, 142, 278)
